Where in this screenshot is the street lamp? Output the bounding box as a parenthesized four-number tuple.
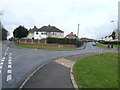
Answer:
(110, 20, 118, 30)
(110, 20, 119, 48)
(110, 20, 118, 40)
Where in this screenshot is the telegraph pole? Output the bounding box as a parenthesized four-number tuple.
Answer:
(76, 24, 80, 46)
(77, 24, 80, 37)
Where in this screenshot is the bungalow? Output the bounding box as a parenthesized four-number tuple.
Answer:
(27, 25, 64, 39)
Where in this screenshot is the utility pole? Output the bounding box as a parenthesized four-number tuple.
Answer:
(77, 24, 80, 37)
(76, 24, 80, 46)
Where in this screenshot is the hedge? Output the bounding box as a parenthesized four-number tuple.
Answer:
(98, 40, 120, 45)
(47, 37, 83, 47)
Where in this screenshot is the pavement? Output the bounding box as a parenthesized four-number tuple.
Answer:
(22, 46, 118, 89)
(23, 51, 117, 89)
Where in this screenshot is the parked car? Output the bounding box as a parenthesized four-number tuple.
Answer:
(9, 37, 13, 41)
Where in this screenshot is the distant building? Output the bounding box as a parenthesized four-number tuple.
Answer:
(27, 25, 64, 39)
(65, 32, 78, 39)
(103, 30, 119, 41)
(79, 38, 95, 42)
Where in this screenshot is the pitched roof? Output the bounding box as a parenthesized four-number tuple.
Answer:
(66, 32, 77, 37)
(38, 25, 64, 32)
(29, 26, 38, 33)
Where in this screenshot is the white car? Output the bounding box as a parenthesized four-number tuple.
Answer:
(93, 42, 96, 46)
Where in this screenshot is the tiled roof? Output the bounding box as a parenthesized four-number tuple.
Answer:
(38, 25, 64, 32)
(66, 32, 77, 37)
(29, 25, 64, 33)
(29, 26, 38, 33)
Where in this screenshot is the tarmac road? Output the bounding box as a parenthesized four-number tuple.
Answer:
(1, 40, 117, 88)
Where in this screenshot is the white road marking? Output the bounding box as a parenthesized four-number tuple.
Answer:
(7, 70, 12, 74)
(8, 59, 11, 62)
(9, 57, 11, 59)
(8, 65, 12, 69)
(0, 70, 1, 74)
(0, 66, 2, 69)
(0, 62, 3, 65)
(9, 53, 11, 56)
(4, 53, 7, 56)
(1, 59, 5, 62)
(8, 62, 11, 65)
(4, 47, 9, 57)
(2, 57, 5, 60)
(7, 75, 12, 81)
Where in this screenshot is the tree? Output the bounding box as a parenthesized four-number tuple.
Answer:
(0, 21, 8, 40)
(0, 27, 8, 40)
(111, 31, 116, 40)
(2, 27, 8, 40)
(13, 25, 28, 39)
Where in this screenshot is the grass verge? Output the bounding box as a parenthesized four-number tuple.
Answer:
(114, 45, 120, 49)
(16, 44, 76, 50)
(73, 53, 118, 88)
(96, 43, 110, 49)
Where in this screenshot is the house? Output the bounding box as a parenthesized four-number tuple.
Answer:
(27, 25, 64, 39)
(65, 32, 78, 39)
(103, 30, 119, 41)
(27, 26, 38, 39)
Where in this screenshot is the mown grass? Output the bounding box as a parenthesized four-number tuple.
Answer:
(114, 45, 120, 49)
(16, 44, 76, 50)
(73, 53, 118, 88)
(96, 43, 110, 49)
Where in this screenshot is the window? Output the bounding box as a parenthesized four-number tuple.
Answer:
(41, 32, 46, 35)
(36, 32, 38, 35)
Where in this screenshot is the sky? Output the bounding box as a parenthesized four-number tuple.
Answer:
(0, 0, 119, 40)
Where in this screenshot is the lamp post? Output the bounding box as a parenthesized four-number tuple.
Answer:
(110, 20, 119, 49)
(110, 20, 118, 40)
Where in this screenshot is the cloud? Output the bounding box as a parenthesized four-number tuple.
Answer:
(0, 0, 118, 39)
